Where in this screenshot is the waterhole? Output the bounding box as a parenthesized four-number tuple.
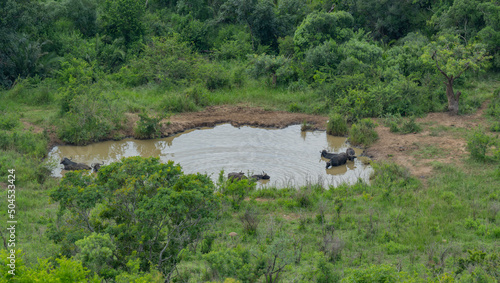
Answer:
(48, 124, 373, 188)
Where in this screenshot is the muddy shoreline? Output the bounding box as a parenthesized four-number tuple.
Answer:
(47, 105, 330, 149)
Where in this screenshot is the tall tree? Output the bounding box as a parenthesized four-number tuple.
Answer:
(421, 35, 490, 115)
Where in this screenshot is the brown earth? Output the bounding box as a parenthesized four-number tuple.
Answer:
(30, 104, 487, 178)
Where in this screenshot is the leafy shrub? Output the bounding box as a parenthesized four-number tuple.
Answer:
(399, 116, 422, 134)
(159, 94, 198, 113)
(342, 264, 414, 282)
(203, 248, 254, 282)
(240, 208, 260, 236)
(58, 92, 124, 145)
(0, 113, 20, 130)
(134, 112, 166, 139)
(466, 129, 492, 161)
(222, 179, 256, 210)
(203, 66, 231, 91)
(287, 103, 303, 113)
(486, 88, 500, 118)
(326, 113, 348, 136)
(348, 119, 378, 147)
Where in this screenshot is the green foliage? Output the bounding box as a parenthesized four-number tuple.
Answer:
(116, 35, 199, 86)
(203, 247, 255, 282)
(420, 35, 491, 114)
(134, 112, 166, 139)
(348, 119, 378, 147)
(50, 156, 220, 278)
(466, 128, 494, 161)
(387, 116, 422, 134)
(0, 130, 48, 158)
(75, 233, 116, 278)
(65, 0, 98, 37)
(0, 249, 100, 283)
(294, 11, 354, 53)
(6, 76, 56, 106)
(240, 208, 260, 235)
(58, 91, 124, 145)
(326, 113, 348, 136)
(99, 0, 145, 45)
(222, 178, 256, 210)
(341, 264, 414, 282)
(486, 88, 500, 118)
(114, 258, 163, 283)
(370, 162, 419, 191)
(247, 54, 293, 86)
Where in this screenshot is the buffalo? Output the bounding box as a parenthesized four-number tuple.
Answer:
(60, 157, 91, 171)
(251, 172, 270, 181)
(228, 172, 247, 181)
(91, 161, 105, 172)
(325, 153, 349, 169)
(321, 148, 357, 162)
(320, 150, 337, 159)
(346, 147, 356, 159)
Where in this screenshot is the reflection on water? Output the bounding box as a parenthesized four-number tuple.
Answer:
(48, 124, 372, 188)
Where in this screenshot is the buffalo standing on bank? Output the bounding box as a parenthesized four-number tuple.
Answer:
(60, 157, 91, 171)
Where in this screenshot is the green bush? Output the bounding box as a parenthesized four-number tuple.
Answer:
(486, 88, 500, 118)
(348, 119, 378, 147)
(159, 94, 198, 113)
(466, 129, 492, 161)
(399, 116, 422, 134)
(327, 113, 348, 136)
(58, 92, 124, 145)
(341, 264, 415, 282)
(134, 112, 166, 139)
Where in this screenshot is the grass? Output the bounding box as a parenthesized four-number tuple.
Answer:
(0, 72, 499, 281)
(411, 143, 450, 159)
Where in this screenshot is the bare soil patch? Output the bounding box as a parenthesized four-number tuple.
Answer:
(365, 105, 487, 178)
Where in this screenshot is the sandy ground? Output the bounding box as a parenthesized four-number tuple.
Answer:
(28, 104, 488, 178)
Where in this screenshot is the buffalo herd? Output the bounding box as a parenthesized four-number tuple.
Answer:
(62, 148, 357, 180)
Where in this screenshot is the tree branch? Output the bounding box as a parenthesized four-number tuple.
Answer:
(432, 51, 450, 80)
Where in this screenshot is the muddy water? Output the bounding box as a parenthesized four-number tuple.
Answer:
(47, 124, 372, 188)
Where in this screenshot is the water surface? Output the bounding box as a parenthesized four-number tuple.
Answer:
(48, 124, 372, 188)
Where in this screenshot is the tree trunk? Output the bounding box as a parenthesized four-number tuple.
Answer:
(445, 79, 460, 115)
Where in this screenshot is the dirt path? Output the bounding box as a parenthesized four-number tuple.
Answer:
(365, 105, 488, 178)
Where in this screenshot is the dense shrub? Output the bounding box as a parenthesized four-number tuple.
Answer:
(466, 128, 493, 161)
(326, 113, 348, 136)
(134, 112, 166, 139)
(348, 119, 378, 147)
(58, 92, 124, 145)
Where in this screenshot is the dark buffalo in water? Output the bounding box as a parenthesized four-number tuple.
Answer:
(346, 147, 356, 159)
(326, 153, 349, 169)
(228, 172, 247, 181)
(322, 148, 357, 162)
(91, 161, 105, 172)
(60, 157, 91, 171)
(251, 172, 270, 181)
(320, 150, 337, 159)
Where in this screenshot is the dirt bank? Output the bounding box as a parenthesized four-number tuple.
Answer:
(42, 104, 484, 178)
(121, 105, 329, 137)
